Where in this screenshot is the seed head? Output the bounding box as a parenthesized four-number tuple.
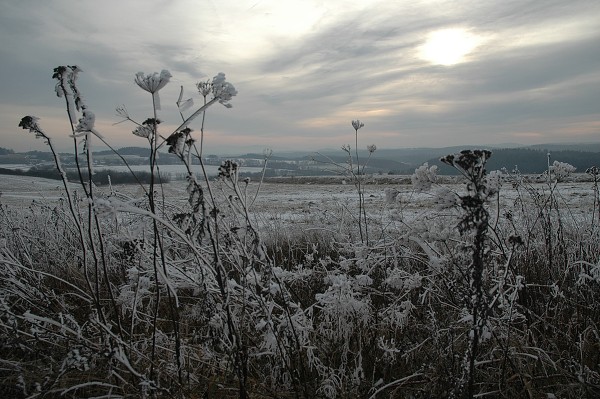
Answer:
(351, 120, 364, 131)
(134, 70, 172, 94)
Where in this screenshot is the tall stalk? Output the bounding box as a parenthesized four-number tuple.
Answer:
(441, 150, 493, 398)
(351, 120, 369, 244)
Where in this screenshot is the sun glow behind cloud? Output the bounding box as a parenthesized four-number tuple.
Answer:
(418, 28, 484, 66)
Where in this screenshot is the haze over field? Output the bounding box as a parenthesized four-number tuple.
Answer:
(1, 0, 599, 153)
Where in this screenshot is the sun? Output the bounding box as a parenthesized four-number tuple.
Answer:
(419, 28, 482, 66)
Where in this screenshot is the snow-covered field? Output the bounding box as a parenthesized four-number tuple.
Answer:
(1, 174, 595, 222)
(2, 172, 600, 397)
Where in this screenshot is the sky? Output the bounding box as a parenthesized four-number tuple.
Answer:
(1, 0, 599, 154)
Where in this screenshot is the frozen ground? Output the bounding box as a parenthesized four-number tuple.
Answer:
(1, 174, 596, 232)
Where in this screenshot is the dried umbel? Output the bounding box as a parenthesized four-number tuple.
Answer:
(134, 70, 172, 109)
(132, 125, 152, 139)
(19, 115, 55, 146)
(172, 73, 238, 133)
(196, 72, 238, 108)
(52, 65, 87, 125)
(586, 166, 600, 176)
(351, 119, 364, 131)
(211, 72, 237, 107)
(18, 116, 43, 137)
(218, 160, 239, 178)
(166, 128, 193, 156)
(132, 118, 161, 139)
(134, 70, 172, 94)
(441, 149, 492, 177)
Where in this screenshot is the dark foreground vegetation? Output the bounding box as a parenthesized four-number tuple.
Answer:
(1, 66, 599, 398)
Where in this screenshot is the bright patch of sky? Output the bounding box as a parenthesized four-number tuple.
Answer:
(418, 29, 485, 65)
(0, 0, 599, 154)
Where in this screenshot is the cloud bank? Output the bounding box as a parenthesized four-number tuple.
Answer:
(1, 0, 599, 153)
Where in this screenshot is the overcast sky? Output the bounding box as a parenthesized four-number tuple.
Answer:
(1, 0, 599, 154)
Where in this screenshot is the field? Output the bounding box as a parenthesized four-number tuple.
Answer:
(1, 166, 600, 398)
(1, 173, 595, 226)
(3, 67, 599, 398)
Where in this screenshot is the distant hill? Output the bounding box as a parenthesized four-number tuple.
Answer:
(332, 142, 600, 168)
(426, 148, 600, 175)
(95, 147, 150, 157)
(526, 143, 600, 153)
(366, 146, 482, 166)
(2, 144, 598, 176)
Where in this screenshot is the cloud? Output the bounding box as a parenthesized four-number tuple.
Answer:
(1, 0, 599, 153)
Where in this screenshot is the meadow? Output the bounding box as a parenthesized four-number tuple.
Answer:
(1, 66, 599, 398)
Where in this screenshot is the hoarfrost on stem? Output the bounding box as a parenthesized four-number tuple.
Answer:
(75, 110, 95, 132)
(485, 170, 503, 196)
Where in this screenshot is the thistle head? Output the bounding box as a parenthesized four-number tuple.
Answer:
(351, 120, 364, 131)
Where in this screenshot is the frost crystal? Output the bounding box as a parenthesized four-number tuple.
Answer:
(411, 163, 438, 192)
(75, 110, 95, 132)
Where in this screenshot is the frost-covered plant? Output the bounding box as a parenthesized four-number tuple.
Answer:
(411, 162, 438, 192)
(5, 66, 600, 399)
(439, 150, 495, 396)
(408, 150, 543, 397)
(587, 166, 600, 230)
(505, 156, 580, 272)
(548, 160, 576, 182)
(10, 66, 260, 398)
(315, 120, 376, 244)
